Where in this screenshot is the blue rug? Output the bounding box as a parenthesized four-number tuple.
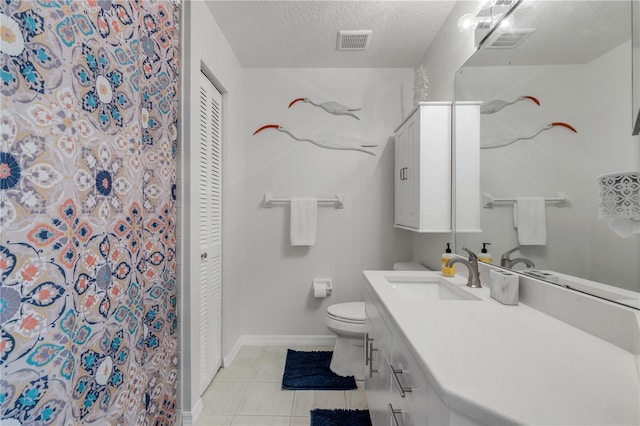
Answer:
(310, 409, 372, 426)
(281, 349, 357, 390)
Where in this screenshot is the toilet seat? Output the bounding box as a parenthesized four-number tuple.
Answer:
(326, 302, 365, 324)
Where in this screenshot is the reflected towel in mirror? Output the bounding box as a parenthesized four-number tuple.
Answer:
(514, 197, 547, 245)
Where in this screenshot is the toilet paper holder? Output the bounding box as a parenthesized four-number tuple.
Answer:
(312, 278, 333, 298)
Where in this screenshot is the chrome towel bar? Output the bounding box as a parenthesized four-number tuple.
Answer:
(263, 193, 344, 209)
(483, 192, 569, 208)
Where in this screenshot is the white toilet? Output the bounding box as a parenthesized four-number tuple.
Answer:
(325, 261, 428, 380)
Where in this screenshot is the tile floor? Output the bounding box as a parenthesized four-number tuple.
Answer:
(195, 345, 368, 426)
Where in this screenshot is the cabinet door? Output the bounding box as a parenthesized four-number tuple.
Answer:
(394, 116, 409, 227)
(365, 291, 393, 426)
(390, 339, 431, 426)
(367, 335, 392, 426)
(394, 111, 419, 228)
(454, 102, 481, 232)
(404, 114, 421, 229)
(417, 105, 451, 231)
(365, 316, 392, 426)
(394, 103, 452, 232)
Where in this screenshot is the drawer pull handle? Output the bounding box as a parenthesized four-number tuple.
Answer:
(365, 333, 374, 366)
(368, 344, 378, 377)
(389, 403, 402, 426)
(391, 365, 412, 398)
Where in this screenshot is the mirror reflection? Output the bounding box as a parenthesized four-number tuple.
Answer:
(455, 0, 640, 309)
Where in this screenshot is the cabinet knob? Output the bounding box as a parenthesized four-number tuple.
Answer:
(201, 252, 208, 259)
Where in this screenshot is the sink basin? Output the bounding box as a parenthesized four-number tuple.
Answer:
(385, 275, 481, 301)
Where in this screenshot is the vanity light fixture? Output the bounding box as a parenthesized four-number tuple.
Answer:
(457, 13, 493, 32)
(458, 0, 518, 31)
(459, 0, 522, 45)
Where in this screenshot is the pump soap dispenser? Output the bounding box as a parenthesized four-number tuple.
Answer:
(441, 243, 455, 277)
(479, 243, 492, 264)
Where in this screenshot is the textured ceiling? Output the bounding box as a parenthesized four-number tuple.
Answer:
(205, 1, 456, 68)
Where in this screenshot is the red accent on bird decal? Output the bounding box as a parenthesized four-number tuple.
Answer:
(288, 98, 306, 108)
(253, 124, 281, 135)
(480, 95, 541, 114)
(551, 122, 577, 133)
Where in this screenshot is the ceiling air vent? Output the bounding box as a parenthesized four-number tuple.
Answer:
(337, 30, 372, 51)
(486, 28, 535, 49)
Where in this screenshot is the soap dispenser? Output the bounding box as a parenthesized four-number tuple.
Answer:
(479, 243, 492, 264)
(441, 243, 455, 277)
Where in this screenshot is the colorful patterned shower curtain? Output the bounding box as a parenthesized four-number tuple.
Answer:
(1, 0, 179, 424)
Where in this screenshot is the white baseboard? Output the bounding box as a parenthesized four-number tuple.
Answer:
(180, 397, 202, 426)
(223, 335, 337, 367)
(223, 338, 243, 368)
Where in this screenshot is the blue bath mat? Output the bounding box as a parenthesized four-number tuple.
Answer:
(310, 409, 372, 426)
(281, 349, 357, 390)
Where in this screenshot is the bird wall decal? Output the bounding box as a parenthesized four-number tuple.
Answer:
(288, 97, 361, 120)
(253, 124, 376, 156)
(480, 96, 540, 114)
(480, 122, 577, 150)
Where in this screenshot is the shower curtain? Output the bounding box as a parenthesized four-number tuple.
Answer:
(0, 0, 179, 424)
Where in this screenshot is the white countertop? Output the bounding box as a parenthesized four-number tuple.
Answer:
(364, 270, 640, 426)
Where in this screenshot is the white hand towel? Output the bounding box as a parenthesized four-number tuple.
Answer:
(290, 198, 317, 246)
(515, 197, 547, 245)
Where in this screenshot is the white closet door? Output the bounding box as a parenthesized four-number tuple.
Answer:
(198, 71, 222, 395)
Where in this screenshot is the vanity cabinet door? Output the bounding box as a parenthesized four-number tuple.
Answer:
(365, 290, 393, 426)
(367, 339, 392, 426)
(390, 338, 433, 426)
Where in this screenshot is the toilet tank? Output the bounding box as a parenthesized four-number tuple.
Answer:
(392, 261, 430, 271)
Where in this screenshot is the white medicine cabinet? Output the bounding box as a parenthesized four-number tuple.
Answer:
(394, 102, 481, 233)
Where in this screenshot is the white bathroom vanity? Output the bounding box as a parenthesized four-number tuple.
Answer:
(363, 270, 640, 426)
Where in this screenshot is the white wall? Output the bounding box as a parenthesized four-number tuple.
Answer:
(241, 68, 413, 335)
(455, 41, 639, 292)
(180, 0, 245, 418)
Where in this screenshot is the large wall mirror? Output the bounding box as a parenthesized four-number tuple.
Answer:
(455, 0, 640, 310)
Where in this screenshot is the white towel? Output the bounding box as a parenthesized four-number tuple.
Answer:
(514, 197, 547, 245)
(290, 198, 317, 246)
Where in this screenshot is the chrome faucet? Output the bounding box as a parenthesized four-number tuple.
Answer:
(500, 247, 520, 267)
(506, 258, 536, 269)
(445, 247, 482, 288)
